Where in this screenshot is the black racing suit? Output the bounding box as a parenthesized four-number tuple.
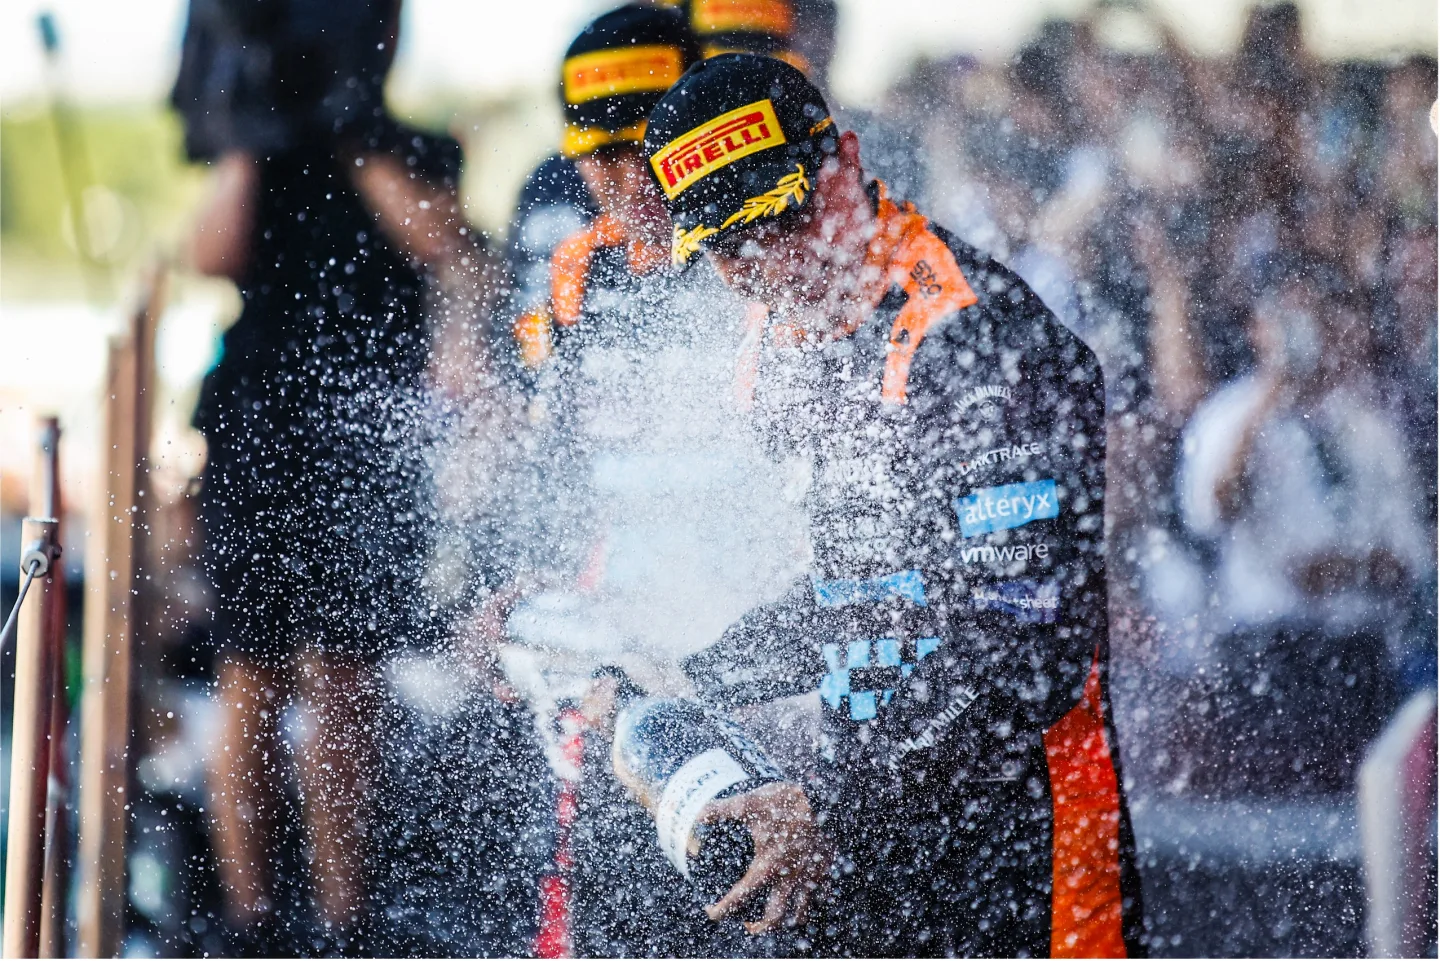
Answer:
(685, 185, 1144, 958)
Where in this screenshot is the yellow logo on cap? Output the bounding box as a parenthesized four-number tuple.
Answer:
(650, 98, 786, 200)
(692, 0, 794, 36)
(563, 45, 685, 105)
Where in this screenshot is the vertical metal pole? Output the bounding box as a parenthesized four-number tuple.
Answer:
(35, 11, 110, 303)
(3, 519, 63, 959)
(35, 418, 72, 958)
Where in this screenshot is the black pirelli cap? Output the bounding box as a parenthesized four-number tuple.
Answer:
(560, 4, 700, 158)
(643, 53, 835, 264)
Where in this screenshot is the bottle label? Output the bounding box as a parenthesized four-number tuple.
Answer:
(655, 748, 751, 877)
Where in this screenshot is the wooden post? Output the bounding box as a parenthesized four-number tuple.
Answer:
(3, 518, 63, 959)
(35, 418, 72, 958)
(76, 265, 164, 958)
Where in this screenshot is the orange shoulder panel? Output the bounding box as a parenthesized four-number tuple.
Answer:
(880, 226, 979, 405)
(1043, 654, 1128, 958)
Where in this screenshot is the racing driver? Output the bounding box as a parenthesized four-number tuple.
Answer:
(645, 54, 1145, 958)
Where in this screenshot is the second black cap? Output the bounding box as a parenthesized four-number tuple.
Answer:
(560, 4, 701, 158)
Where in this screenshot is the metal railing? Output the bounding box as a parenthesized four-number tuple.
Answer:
(3, 264, 164, 959)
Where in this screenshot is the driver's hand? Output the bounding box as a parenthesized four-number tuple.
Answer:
(698, 781, 828, 934)
(457, 582, 530, 700)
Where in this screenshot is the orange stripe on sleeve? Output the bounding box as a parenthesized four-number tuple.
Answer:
(550, 215, 628, 328)
(1043, 656, 1127, 959)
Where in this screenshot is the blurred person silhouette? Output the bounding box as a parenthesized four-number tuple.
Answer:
(1373, 55, 1438, 694)
(177, 0, 493, 950)
(495, 4, 701, 621)
(1375, 56, 1438, 518)
(507, 2, 700, 377)
(1188, 1, 1314, 382)
(789, 0, 927, 203)
(1177, 272, 1428, 796)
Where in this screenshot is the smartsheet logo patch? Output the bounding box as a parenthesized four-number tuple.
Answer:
(954, 479, 1058, 538)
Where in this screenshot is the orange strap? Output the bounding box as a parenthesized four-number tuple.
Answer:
(728, 183, 979, 407)
(551, 215, 620, 328)
(733, 302, 770, 410)
(1043, 653, 1128, 958)
(550, 214, 668, 328)
(875, 195, 978, 404)
(514, 308, 554, 369)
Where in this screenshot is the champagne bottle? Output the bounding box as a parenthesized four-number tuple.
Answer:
(612, 698, 785, 903)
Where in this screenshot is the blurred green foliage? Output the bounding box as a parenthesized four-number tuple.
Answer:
(1, 102, 208, 297)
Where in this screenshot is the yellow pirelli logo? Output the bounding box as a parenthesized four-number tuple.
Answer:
(563, 45, 685, 105)
(692, 0, 794, 36)
(650, 99, 786, 199)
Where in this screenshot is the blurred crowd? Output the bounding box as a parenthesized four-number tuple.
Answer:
(868, 3, 1437, 796)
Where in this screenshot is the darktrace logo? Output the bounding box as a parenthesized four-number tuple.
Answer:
(957, 442, 1045, 476)
(954, 479, 1058, 537)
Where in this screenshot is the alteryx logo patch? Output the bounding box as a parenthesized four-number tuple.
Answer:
(954, 479, 1058, 538)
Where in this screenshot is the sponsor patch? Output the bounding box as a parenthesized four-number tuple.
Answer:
(886, 685, 980, 772)
(909, 259, 942, 297)
(959, 542, 1051, 566)
(955, 383, 1013, 415)
(958, 442, 1045, 476)
(971, 580, 1060, 624)
(564, 45, 685, 105)
(812, 569, 927, 609)
(954, 479, 1058, 537)
(650, 98, 786, 200)
(820, 636, 942, 722)
(691, 0, 794, 35)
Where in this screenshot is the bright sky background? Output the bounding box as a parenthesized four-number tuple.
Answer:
(0, 0, 1434, 110)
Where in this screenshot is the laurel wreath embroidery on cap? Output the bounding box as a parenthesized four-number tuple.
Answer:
(673, 224, 721, 264)
(671, 164, 810, 264)
(721, 164, 809, 230)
